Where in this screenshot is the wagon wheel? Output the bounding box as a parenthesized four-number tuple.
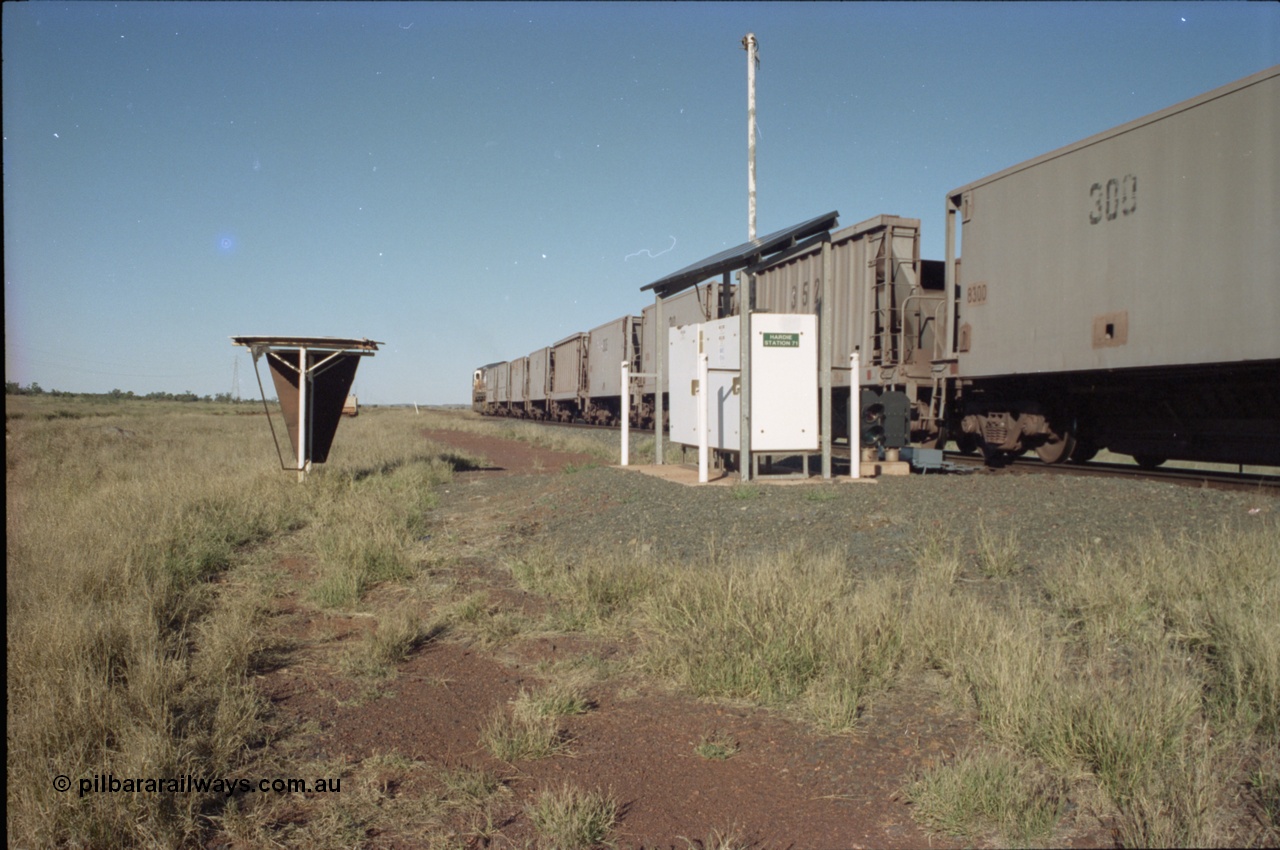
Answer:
(954, 431, 980, 455)
(918, 424, 947, 450)
(1035, 427, 1077, 465)
(1069, 439, 1099, 464)
(1134, 454, 1167, 470)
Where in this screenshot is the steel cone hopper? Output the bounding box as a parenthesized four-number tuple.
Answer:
(231, 336, 382, 478)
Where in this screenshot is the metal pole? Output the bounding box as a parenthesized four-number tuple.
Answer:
(621, 360, 630, 466)
(739, 273, 752, 482)
(745, 33, 758, 242)
(297, 347, 308, 482)
(944, 196, 958, 358)
(821, 239, 833, 479)
(654, 294, 665, 465)
(850, 350, 861, 479)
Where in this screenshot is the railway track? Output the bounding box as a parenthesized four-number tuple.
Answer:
(489, 417, 1280, 493)
(941, 451, 1280, 493)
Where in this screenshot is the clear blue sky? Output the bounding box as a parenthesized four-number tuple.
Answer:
(5, 2, 1277, 404)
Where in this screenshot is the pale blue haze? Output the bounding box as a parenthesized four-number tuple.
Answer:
(5, 2, 1278, 403)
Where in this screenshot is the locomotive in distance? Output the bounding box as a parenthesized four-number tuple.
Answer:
(474, 66, 1280, 470)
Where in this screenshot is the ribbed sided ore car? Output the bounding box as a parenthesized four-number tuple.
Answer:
(943, 65, 1280, 467)
(492, 361, 510, 414)
(547, 333, 588, 422)
(751, 214, 947, 449)
(527, 347, 550, 420)
(508, 356, 529, 417)
(583, 315, 642, 425)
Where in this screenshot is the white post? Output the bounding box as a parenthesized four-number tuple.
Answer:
(697, 349, 709, 484)
(745, 33, 758, 242)
(620, 360, 630, 467)
(297, 346, 308, 482)
(850, 350, 861, 480)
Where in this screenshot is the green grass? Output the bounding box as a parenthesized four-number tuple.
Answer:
(802, 486, 841, 502)
(694, 730, 740, 761)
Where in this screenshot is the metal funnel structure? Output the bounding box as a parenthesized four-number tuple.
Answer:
(232, 336, 382, 478)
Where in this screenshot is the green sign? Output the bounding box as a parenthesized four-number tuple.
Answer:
(762, 332, 800, 348)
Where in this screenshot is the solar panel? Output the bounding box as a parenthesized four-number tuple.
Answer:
(640, 211, 839, 297)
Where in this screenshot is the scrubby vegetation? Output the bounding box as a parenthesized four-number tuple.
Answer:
(5, 396, 453, 847)
(508, 522, 1280, 847)
(9, 398, 1276, 848)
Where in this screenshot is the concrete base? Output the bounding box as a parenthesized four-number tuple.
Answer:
(861, 461, 912, 477)
(616, 464, 877, 487)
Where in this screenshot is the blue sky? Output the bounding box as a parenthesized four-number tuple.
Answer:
(5, 2, 1278, 404)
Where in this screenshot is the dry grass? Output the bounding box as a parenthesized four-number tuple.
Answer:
(12, 398, 1275, 848)
(906, 748, 1065, 847)
(6, 397, 452, 848)
(506, 513, 1279, 847)
(525, 783, 619, 850)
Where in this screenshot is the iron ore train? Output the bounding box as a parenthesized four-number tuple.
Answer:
(474, 67, 1280, 469)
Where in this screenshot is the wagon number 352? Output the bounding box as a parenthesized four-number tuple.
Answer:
(1088, 175, 1137, 224)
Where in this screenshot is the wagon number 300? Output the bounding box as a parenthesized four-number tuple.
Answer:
(1088, 175, 1137, 224)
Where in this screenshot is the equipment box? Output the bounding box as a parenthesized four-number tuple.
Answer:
(669, 313, 817, 453)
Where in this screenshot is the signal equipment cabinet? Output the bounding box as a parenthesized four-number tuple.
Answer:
(669, 313, 818, 454)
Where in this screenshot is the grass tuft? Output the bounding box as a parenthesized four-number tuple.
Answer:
(644, 549, 903, 730)
(480, 706, 568, 762)
(525, 783, 618, 850)
(515, 682, 592, 720)
(974, 517, 1024, 578)
(906, 749, 1064, 846)
(694, 730, 740, 760)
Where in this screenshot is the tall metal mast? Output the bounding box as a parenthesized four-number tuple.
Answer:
(744, 33, 759, 241)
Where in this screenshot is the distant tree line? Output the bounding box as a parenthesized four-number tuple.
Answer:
(5, 382, 258, 404)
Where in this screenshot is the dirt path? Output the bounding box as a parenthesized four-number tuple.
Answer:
(243, 428, 1112, 848)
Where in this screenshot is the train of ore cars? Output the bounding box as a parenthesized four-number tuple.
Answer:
(474, 66, 1280, 470)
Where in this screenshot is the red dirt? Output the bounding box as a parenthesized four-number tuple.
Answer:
(245, 428, 1113, 849)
